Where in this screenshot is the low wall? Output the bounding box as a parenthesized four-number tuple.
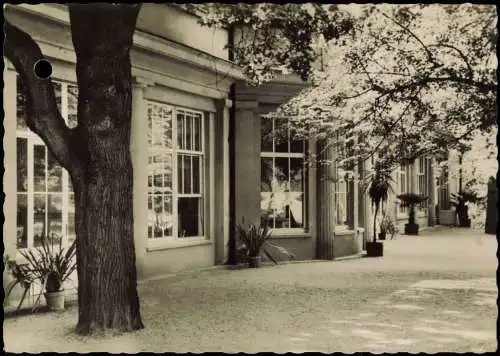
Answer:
(333, 230, 362, 258)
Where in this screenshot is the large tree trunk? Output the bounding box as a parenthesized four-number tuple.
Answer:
(5, 4, 144, 335)
(69, 4, 144, 335)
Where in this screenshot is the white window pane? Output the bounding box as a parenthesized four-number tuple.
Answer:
(260, 117, 273, 152)
(68, 194, 76, 243)
(290, 158, 304, 192)
(288, 192, 303, 227)
(48, 194, 63, 242)
(274, 118, 289, 153)
(275, 157, 289, 191)
(261, 157, 273, 192)
(162, 195, 173, 237)
(17, 138, 27, 192)
(149, 194, 173, 239)
(185, 113, 192, 151)
(177, 112, 185, 149)
(179, 155, 192, 194)
(260, 192, 274, 227)
(16, 76, 28, 130)
(194, 114, 202, 151)
(178, 197, 203, 237)
(34, 145, 46, 192)
(33, 194, 46, 247)
(192, 156, 200, 194)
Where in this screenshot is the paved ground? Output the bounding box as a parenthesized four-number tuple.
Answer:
(3, 227, 498, 353)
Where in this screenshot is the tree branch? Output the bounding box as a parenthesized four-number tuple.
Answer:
(372, 75, 496, 96)
(427, 43, 474, 79)
(4, 21, 78, 172)
(379, 11, 438, 66)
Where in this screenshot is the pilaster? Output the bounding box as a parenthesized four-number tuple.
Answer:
(427, 157, 437, 226)
(4, 69, 17, 258)
(214, 98, 230, 264)
(316, 140, 336, 259)
(130, 76, 154, 278)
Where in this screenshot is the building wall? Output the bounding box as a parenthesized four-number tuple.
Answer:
(3, 4, 242, 310)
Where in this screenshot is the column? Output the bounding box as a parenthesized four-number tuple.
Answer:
(352, 159, 359, 230)
(362, 157, 373, 245)
(233, 99, 261, 228)
(427, 157, 437, 226)
(316, 140, 336, 259)
(214, 98, 230, 264)
(411, 160, 418, 194)
(130, 76, 153, 278)
(4, 68, 17, 258)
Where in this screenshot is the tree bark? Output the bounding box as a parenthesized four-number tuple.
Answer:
(69, 4, 144, 335)
(373, 204, 379, 242)
(5, 4, 144, 335)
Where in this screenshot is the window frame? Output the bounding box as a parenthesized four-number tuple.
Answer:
(335, 131, 355, 230)
(15, 77, 76, 254)
(416, 157, 428, 211)
(146, 100, 209, 248)
(397, 164, 411, 216)
(260, 117, 308, 234)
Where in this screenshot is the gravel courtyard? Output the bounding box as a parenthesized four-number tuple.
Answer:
(3, 227, 497, 353)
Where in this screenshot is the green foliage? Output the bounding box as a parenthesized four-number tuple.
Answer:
(18, 235, 77, 294)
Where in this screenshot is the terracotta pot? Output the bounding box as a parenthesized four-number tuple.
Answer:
(44, 290, 65, 311)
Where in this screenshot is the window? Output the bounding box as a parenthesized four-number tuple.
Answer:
(260, 117, 307, 230)
(16, 76, 77, 249)
(147, 102, 205, 241)
(417, 158, 426, 196)
(398, 164, 411, 214)
(335, 131, 355, 229)
(438, 166, 450, 210)
(417, 158, 429, 209)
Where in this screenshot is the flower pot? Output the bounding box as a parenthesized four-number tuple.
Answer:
(366, 242, 383, 257)
(44, 290, 65, 311)
(404, 223, 419, 235)
(248, 256, 262, 268)
(378, 232, 386, 240)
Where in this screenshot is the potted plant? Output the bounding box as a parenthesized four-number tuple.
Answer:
(4, 255, 36, 312)
(379, 213, 397, 240)
(19, 235, 77, 311)
(366, 161, 394, 257)
(450, 190, 481, 227)
(236, 222, 273, 268)
(397, 193, 428, 235)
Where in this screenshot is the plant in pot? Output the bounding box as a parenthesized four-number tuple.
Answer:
(365, 161, 394, 257)
(19, 234, 77, 311)
(450, 190, 481, 227)
(236, 222, 273, 268)
(397, 193, 428, 235)
(379, 213, 397, 240)
(4, 255, 37, 312)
